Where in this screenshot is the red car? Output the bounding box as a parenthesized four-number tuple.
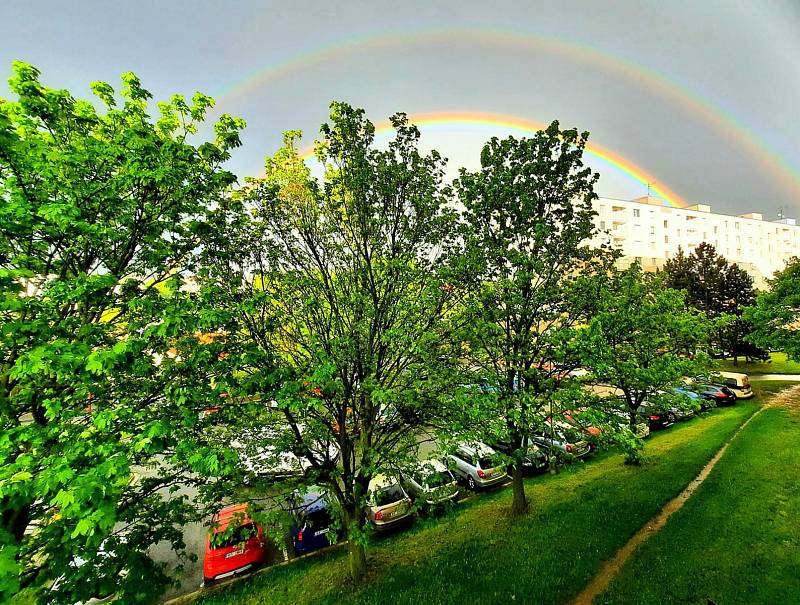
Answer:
(203, 504, 266, 583)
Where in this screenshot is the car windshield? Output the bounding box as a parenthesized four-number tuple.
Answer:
(374, 484, 405, 506)
(211, 522, 257, 549)
(425, 471, 453, 488)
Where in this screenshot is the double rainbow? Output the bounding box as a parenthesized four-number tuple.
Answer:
(300, 111, 685, 208)
(215, 26, 800, 205)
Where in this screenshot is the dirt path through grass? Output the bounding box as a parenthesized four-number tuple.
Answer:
(571, 385, 800, 605)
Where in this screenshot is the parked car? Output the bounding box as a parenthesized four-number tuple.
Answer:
(561, 409, 603, 448)
(685, 381, 738, 407)
(203, 504, 266, 583)
(637, 403, 675, 430)
(671, 387, 706, 416)
(608, 409, 651, 439)
(366, 474, 413, 530)
(446, 442, 509, 490)
(289, 489, 338, 555)
(530, 422, 592, 460)
(715, 371, 754, 399)
(401, 459, 460, 506)
(488, 438, 549, 472)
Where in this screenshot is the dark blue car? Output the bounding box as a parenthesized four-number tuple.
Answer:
(290, 491, 337, 555)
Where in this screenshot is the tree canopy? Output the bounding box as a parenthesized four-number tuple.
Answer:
(199, 103, 461, 581)
(0, 62, 245, 603)
(745, 258, 800, 361)
(663, 242, 767, 362)
(453, 123, 607, 515)
(585, 263, 709, 462)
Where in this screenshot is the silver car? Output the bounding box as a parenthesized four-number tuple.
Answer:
(446, 442, 508, 490)
(530, 422, 592, 459)
(402, 459, 460, 506)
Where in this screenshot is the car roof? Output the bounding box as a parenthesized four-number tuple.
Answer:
(369, 474, 399, 490)
(456, 442, 495, 456)
(213, 504, 251, 532)
(418, 458, 448, 473)
(297, 491, 329, 513)
(719, 371, 748, 379)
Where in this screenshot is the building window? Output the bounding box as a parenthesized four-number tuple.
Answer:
(633, 209, 641, 218)
(663, 220, 668, 228)
(650, 226, 655, 235)
(665, 236, 669, 243)
(600, 221, 606, 230)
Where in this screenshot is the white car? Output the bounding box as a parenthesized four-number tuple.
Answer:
(401, 459, 460, 506)
(717, 372, 754, 399)
(608, 409, 651, 439)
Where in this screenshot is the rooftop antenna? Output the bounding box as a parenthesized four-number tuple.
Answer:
(778, 206, 785, 221)
(646, 182, 653, 197)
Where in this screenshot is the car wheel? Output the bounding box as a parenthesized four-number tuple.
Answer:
(667, 412, 677, 424)
(467, 475, 476, 490)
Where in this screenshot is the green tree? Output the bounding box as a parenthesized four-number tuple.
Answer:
(0, 62, 245, 603)
(663, 242, 766, 364)
(744, 258, 800, 361)
(200, 104, 460, 581)
(585, 264, 709, 462)
(453, 123, 606, 516)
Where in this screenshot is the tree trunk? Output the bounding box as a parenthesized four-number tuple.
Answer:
(510, 462, 528, 516)
(348, 540, 367, 582)
(343, 504, 368, 582)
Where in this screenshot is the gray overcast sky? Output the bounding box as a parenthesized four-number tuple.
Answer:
(2, 0, 800, 217)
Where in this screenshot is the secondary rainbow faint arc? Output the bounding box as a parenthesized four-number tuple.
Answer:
(216, 26, 800, 203)
(297, 111, 685, 208)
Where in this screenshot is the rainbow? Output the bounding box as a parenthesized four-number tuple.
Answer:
(215, 26, 800, 203)
(299, 110, 685, 208)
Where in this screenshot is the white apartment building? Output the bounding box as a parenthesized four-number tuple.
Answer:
(591, 196, 800, 289)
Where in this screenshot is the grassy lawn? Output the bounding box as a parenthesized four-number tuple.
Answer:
(196, 401, 764, 605)
(599, 387, 800, 605)
(716, 352, 800, 375)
